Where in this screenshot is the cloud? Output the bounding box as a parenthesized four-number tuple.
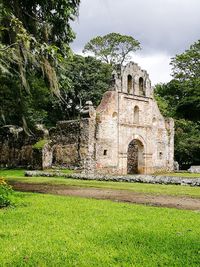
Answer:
(70, 0, 200, 84)
(72, 0, 200, 54)
(131, 52, 172, 85)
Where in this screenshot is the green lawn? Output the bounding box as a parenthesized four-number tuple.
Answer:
(0, 192, 200, 266)
(1, 169, 200, 198)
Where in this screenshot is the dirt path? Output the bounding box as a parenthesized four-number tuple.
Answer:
(11, 182, 200, 211)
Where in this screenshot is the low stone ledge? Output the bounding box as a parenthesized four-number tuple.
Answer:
(24, 171, 200, 187)
(188, 166, 200, 173)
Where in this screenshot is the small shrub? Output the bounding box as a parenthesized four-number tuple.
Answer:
(0, 178, 13, 208)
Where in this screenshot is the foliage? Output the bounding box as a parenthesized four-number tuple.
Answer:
(0, 75, 51, 127)
(32, 139, 48, 150)
(0, 192, 199, 266)
(0, 0, 80, 130)
(53, 54, 113, 119)
(171, 40, 200, 81)
(0, 53, 113, 127)
(83, 32, 141, 67)
(155, 79, 200, 122)
(154, 39, 200, 167)
(0, 178, 13, 208)
(170, 40, 200, 121)
(154, 80, 181, 118)
(174, 119, 200, 169)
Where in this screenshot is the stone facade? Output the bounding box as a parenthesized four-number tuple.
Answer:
(0, 62, 174, 174)
(94, 62, 174, 174)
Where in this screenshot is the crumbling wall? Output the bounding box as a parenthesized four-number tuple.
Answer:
(48, 117, 96, 171)
(50, 120, 81, 167)
(0, 117, 96, 171)
(0, 128, 39, 168)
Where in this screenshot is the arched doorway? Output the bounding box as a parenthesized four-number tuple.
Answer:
(127, 139, 144, 174)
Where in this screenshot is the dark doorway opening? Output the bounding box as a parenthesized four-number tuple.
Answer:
(127, 139, 144, 174)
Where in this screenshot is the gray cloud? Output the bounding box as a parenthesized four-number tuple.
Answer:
(71, 0, 200, 56)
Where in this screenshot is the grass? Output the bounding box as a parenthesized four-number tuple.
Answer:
(0, 192, 200, 266)
(1, 169, 200, 199)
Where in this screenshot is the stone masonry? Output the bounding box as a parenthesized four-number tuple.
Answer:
(93, 62, 174, 174)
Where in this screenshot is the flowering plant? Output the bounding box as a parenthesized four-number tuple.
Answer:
(0, 178, 13, 208)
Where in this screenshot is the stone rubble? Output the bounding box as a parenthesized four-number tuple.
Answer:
(25, 171, 200, 187)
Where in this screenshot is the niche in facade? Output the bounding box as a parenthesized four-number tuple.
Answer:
(127, 75, 133, 94)
(134, 106, 139, 124)
(103, 150, 107, 156)
(139, 77, 145, 96)
(152, 117, 156, 126)
(112, 112, 118, 118)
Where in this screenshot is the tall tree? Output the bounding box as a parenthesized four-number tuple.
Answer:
(155, 40, 200, 121)
(83, 33, 141, 67)
(0, 0, 80, 130)
(154, 39, 200, 168)
(171, 40, 200, 81)
(1, 0, 80, 92)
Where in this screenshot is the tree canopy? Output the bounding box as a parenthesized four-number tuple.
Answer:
(0, 0, 80, 131)
(60, 55, 113, 119)
(171, 40, 200, 81)
(0, 54, 113, 128)
(83, 32, 141, 67)
(0, 0, 80, 92)
(154, 39, 200, 168)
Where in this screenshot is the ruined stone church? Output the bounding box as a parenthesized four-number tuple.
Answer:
(0, 62, 174, 174)
(51, 62, 174, 174)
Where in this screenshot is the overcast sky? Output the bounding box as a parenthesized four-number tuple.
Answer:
(71, 0, 200, 84)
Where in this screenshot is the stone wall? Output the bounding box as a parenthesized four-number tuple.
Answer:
(25, 171, 200, 187)
(0, 127, 38, 168)
(0, 118, 96, 171)
(50, 118, 96, 171)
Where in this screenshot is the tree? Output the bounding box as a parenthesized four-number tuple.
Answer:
(170, 40, 200, 121)
(54, 54, 113, 119)
(0, 54, 113, 127)
(154, 80, 182, 118)
(155, 40, 200, 121)
(154, 39, 200, 168)
(0, 0, 80, 131)
(175, 119, 200, 169)
(171, 40, 200, 81)
(83, 33, 141, 67)
(1, 0, 80, 91)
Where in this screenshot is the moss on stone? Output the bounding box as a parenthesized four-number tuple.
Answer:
(32, 139, 48, 150)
